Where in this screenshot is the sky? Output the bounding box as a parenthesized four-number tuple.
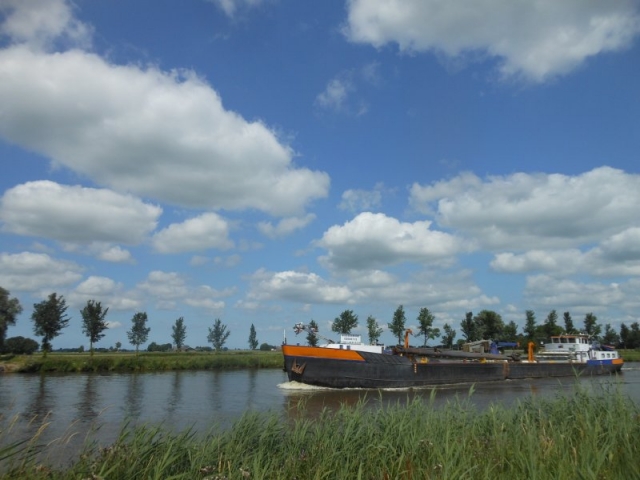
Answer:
(1, 0, 639, 350)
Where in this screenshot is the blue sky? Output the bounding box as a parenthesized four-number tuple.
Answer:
(1, 0, 639, 350)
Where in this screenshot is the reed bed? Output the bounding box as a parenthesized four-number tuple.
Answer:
(2, 351, 283, 373)
(1, 383, 638, 480)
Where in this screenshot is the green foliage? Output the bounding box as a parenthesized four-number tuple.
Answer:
(388, 305, 406, 345)
(460, 311, 481, 341)
(563, 311, 576, 333)
(584, 313, 602, 338)
(207, 318, 230, 352)
(81, 300, 109, 355)
(416, 307, 440, 346)
(442, 323, 456, 348)
(366, 315, 383, 345)
(306, 320, 319, 347)
(148, 342, 172, 352)
(32, 293, 70, 354)
(127, 311, 150, 354)
(331, 309, 358, 334)
(248, 323, 258, 350)
(0, 286, 22, 349)
(474, 310, 504, 340)
(171, 317, 187, 350)
(259, 343, 276, 351)
(2, 336, 38, 354)
(620, 322, 640, 349)
(524, 310, 537, 340)
(543, 309, 563, 337)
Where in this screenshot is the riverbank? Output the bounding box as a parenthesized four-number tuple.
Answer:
(0, 350, 283, 373)
(2, 349, 638, 373)
(2, 383, 638, 479)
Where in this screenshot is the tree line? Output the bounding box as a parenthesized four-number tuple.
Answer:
(306, 306, 640, 349)
(0, 286, 239, 355)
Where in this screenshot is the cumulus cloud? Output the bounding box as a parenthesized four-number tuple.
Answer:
(152, 213, 234, 254)
(316, 76, 353, 111)
(258, 214, 316, 239)
(0, 181, 161, 245)
(343, 0, 640, 82)
(338, 183, 385, 212)
(0, 5, 329, 217)
(247, 268, 357, 304)
(0, 251, 83, 291)
(0, 0, 91, 49)
(207, 0, 264, 18)
(67, 275, 141, 311)
(317, 212, 468, 271)
(135, 270, 233, 311)
(410, 167, 640, 250)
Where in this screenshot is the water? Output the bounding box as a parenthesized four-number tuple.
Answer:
(1, 366, 639, 467)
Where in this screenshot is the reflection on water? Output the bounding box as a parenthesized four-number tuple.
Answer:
(0, 367, 638, 468)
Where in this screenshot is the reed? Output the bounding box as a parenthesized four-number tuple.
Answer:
(1, 350, 284, 373)
(1, 382, 638, 479)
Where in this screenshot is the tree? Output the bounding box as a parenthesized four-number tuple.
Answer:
(442, 323, 456, 348)
(583, 313, 601, 338)
(627, 322, 640, 349)
(115, 341, 122, 351)
(207, 318, 230, 352)
(474, 310, 504, 340)
(601, 323, 619, 346)
(259, 342, 276, 351)
(81, 300, 109, 356)
(32, 293, 70, 355)
(248, 323, 258, 350)
(416, 307, 440, 346)
(332, 310, 358, 335)
(543, 310, 563, 337)
(524, 310, 537, 340)
(563, 311, 576, 334)
(619, 323, 630, 348)
(172, 317, 187, 350)
(388, 305, 406, 345)
(307, 320, 319, 347)
(502, 321, 518, 341)
(127, 311, 150, 355)
(0, 287, 22, 350)
(366, 315, 383, 345)
(2, 336, 38, 355)
(460, 312, 480, 342)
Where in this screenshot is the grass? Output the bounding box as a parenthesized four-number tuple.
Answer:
(1, 383, 638, 479)
(0, 350, 284, 373)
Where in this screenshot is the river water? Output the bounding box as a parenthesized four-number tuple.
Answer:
(2, 366, 639, 467)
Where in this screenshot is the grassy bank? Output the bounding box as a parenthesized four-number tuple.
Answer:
(0, 350, 283, 373)
(2, 384, 638, 479)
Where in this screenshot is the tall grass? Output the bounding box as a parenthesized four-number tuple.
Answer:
(3, 351, 283, 373)
(2, 383, 638, 479)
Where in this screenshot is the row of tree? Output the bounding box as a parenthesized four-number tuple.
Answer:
(0, 287, 236, 355)
(308, 306, 640, 349)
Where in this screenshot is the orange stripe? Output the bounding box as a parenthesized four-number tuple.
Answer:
(613, 358, 624, 365)
(282, 345, 365, 361)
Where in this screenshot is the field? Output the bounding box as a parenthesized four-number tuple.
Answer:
(0, 350, 283, 373)
(1, 382, 638, 479)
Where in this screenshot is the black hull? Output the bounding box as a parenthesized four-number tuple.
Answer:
(283, 351, 623, 389)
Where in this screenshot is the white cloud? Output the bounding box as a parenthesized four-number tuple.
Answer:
(410, 167, 640, 250)
(317, 212, 468, 271)
(152, 213, 234, 253)
(0, 181, 161, 245)
(0, 0, 91, 49)
(0, 28, 329, 216)
(96, 246, 134, 264)
(258, 214, 316, 239)
(208, 0, 264, 18)
(339, 184, 384, 212)
(135, 270, 233, 312)
(67, 275, 141, 311)
(247, 269, 356, 304)
(0, 251, 83, 291)
(344, 0, 640, 82)
(316, 77, 353, 111)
